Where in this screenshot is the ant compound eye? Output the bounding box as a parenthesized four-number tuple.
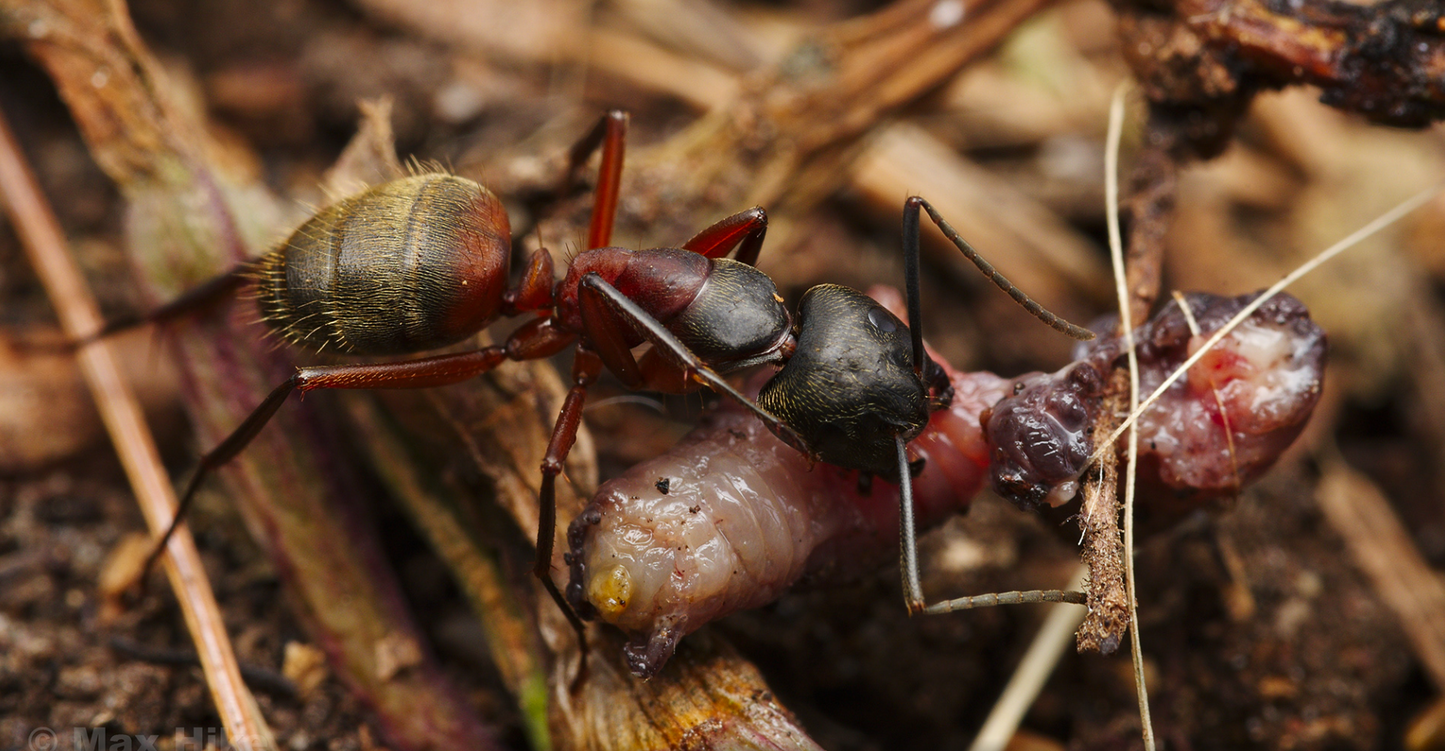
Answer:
(867, 307, 898, 334)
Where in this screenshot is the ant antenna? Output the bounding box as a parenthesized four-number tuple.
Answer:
(898, 435, 925, 612)
(902, 196, 1096, 345)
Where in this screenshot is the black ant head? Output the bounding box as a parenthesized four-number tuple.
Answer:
(757, 284, 938, 478)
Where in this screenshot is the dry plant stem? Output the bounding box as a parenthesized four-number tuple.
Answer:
(343, 393, 552, 751)
(1076, 373, 1130, 653)
(967, 565, 1089, 751)
(584, 28, 740, 110)
(1121, 145, 1175, 326)
(559, 629, 825, 751)
(1316, 459, 1445, 691)
(633, 0, 1064, 235)
(1105, 82, 1155, 751)
(0, 104, 278, 751)
(0, 2, 497, 749)
(609, 0, 765, 73)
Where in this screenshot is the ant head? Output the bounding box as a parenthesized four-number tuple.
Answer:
(757, 284, 938, 478)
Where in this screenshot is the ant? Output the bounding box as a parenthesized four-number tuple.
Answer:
(90, 108, 1091, 662)
(91, 110, 793, 644)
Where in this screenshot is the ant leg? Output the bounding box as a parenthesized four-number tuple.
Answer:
(902, 196, 1096, 343)
(894, 433, 1087, 615)
(143, 343, 550, 573)
(894, 434, 1086, 614)
(560, 110, 629, 250)
(534, 349, 603, 674)
(576, 274, 814, 458)
(897, 435, 926, 613)
(681, 207, 769, 265)
(77, 262, 252, 345)
(922, 590, 1087, 614)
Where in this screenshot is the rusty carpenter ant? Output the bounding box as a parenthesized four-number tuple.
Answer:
(93, 108, 1090, 662)
(95, 111, 796, 645)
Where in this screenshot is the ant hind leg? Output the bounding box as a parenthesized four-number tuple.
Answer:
(78, 262, 252, 347)
(143, 346, 515, 576)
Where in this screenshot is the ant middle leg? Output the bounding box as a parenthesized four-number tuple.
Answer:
(534, 348, 604, 670)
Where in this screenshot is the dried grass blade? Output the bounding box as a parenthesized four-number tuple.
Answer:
(0, 106, 278, 751)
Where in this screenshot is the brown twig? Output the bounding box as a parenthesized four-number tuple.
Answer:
(0, 105, 278, 751)
(1075, 372, 1131, 654)
(618, 0, 1067, 246)
(1316, 457, 1445, 691)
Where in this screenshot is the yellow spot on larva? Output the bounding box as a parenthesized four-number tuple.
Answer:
(588, 564, 633, 621)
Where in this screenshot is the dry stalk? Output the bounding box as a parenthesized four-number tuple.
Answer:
(0, 106, 277, 751)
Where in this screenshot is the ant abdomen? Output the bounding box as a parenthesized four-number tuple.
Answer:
(256, 173, 511, 355)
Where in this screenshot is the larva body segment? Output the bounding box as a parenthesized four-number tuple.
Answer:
(567, 365, 1010, 678)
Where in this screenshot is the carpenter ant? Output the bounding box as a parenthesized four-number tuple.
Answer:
(90, 108, 1091, 664)
(92, 111, 795, 646)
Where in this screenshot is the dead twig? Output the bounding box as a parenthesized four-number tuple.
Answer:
(1315, 457, 1445, 691)
(0, 104, 278, 751)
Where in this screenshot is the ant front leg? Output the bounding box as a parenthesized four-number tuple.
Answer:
(922, 589, 1087, 614)
(896, 436, 926, 613)
(575, 274, 814, 459)
(891, 434, 1084, 615)
(901, 195, 1096, 343)
(896, 197, 1096, 615)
